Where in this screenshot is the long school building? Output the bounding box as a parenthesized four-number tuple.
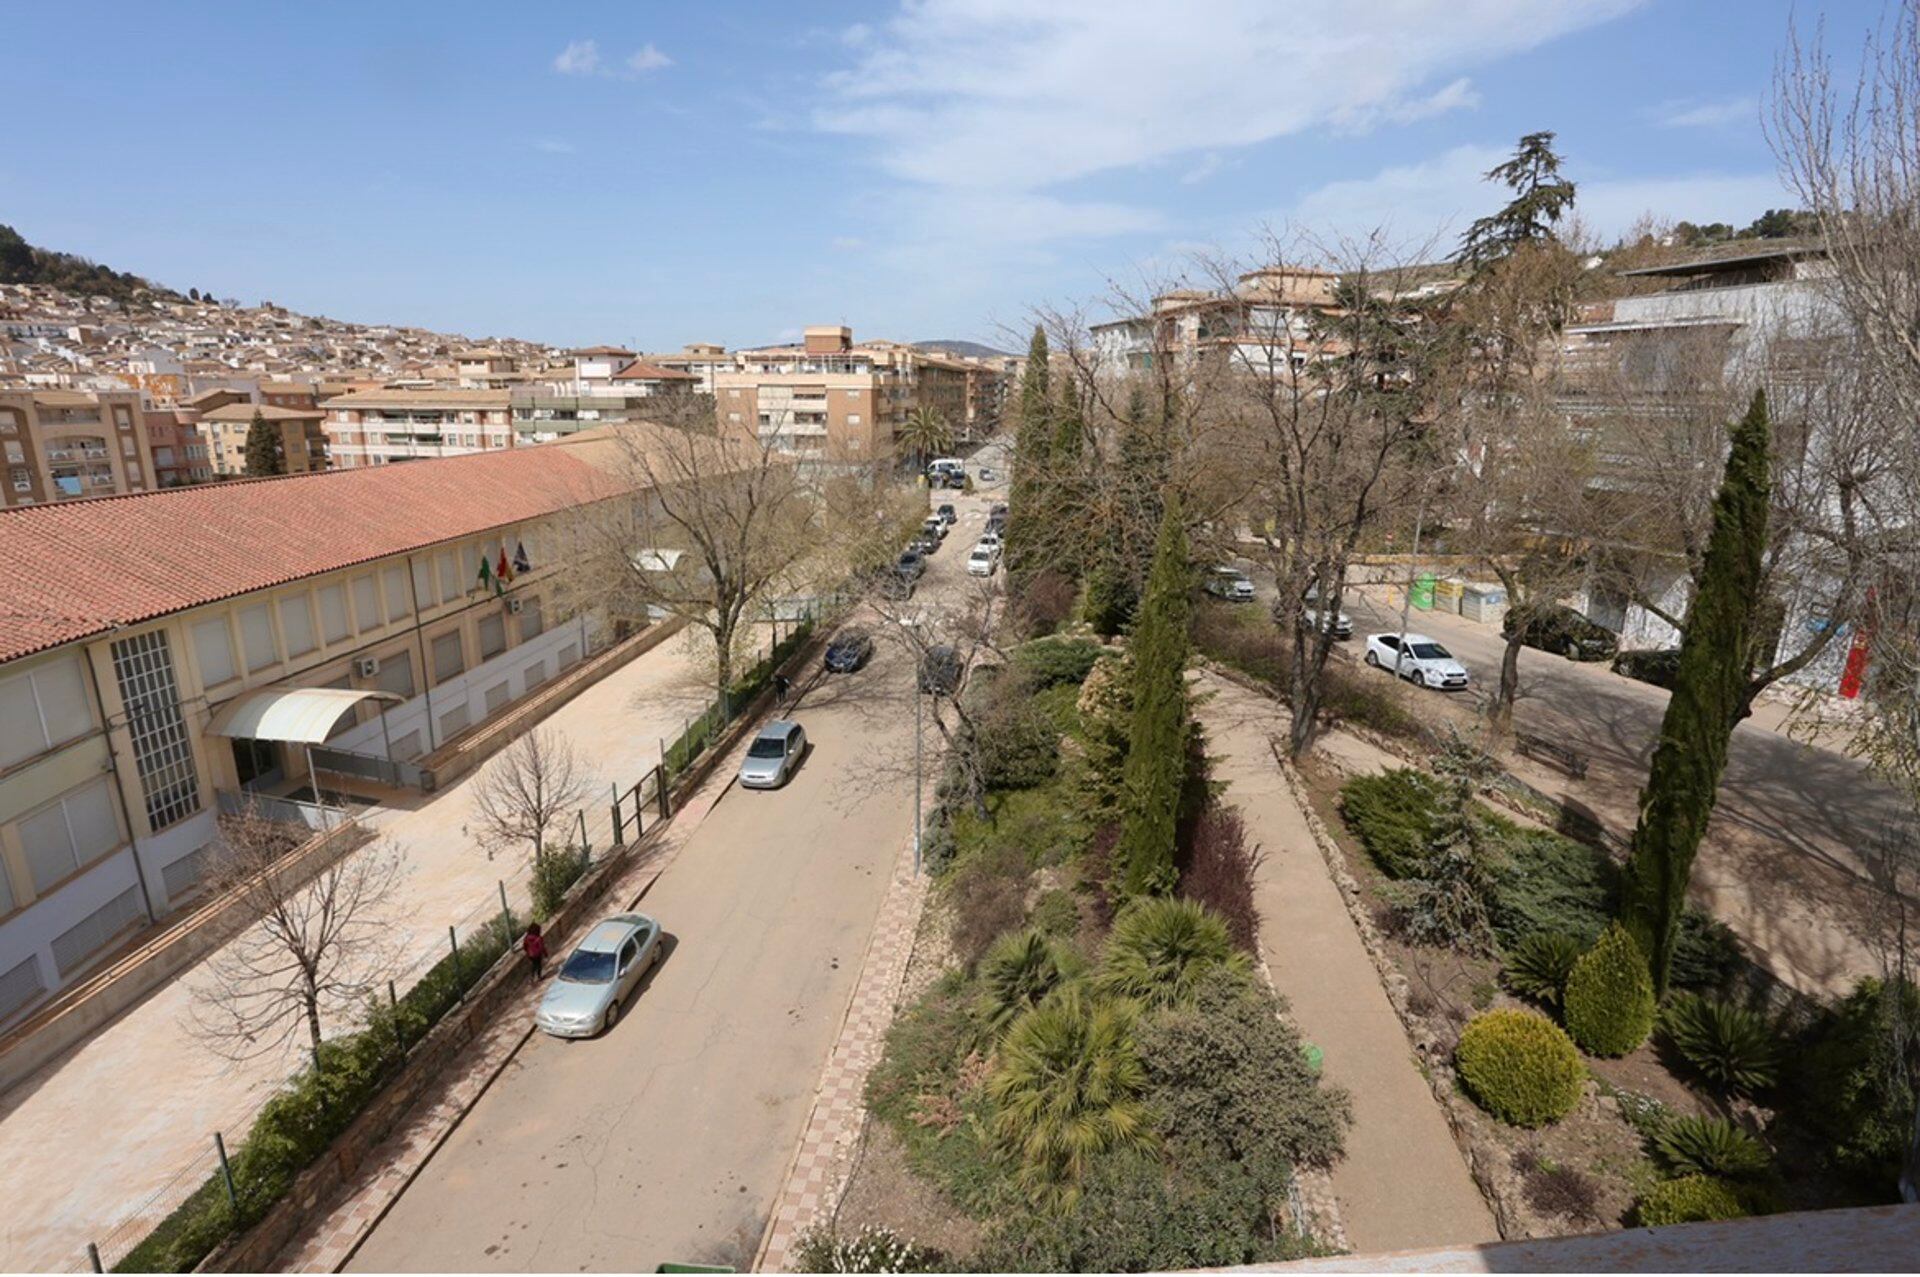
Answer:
(0, 434, 656, 1027)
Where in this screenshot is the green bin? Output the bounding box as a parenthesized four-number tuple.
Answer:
(1411, 572, 1436, 611)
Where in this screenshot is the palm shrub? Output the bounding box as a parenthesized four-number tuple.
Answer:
(1454, 1009, 1586, 1127)
(987, 988, 1153, 1204)
(1504, 932, 1583, 1007)
(1635, 1174, 1748, 1227)
(1652, 1114, 1771, 1179)
(977, 930, 1080, 1038)
(1658, 994, 1781, 1095)
(1096, 897, 1251, 1011)
(1563, 923, 1656, 1056)
(1336, 769, 1441, 879)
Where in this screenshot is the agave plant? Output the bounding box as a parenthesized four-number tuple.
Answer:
(1504, 932, 1583, 1006)
(977, 930, 1080, 1037)
(987, 988, 1154, 1204)
(1652, 1114, 1772, 1179)
(1095, 897, 1251, 1011)
(1658, 993, 1781, 1095)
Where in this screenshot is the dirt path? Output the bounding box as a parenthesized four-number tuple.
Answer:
(1197, 672, 1500, 1254)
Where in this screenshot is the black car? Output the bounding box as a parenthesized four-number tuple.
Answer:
(936, 503, 958, 525)
(989, 502, 1008, 517)
(1504, 604, 1618, 662)
(825, 628, 874, 673)
(985, 512, 1007, 535)
(919, 645, 963, 694)
(909, 533, 939, 556)
(1611, 647, 1680, 689)
(896, 549, 927, 579)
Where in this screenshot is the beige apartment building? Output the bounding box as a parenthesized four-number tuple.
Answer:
(196, 403, 330, 476)
(322, 388, 515, 467)
(0, 389, 156, 507)
(712, 326, 972, 461)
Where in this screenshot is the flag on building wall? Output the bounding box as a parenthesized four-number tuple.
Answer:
(497, 547, 513, 586)
(513, 540, 532, 574)
(476, 554, 494, 594)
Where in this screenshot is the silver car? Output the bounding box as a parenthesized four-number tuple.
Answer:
(738, 719, 807, 789)
(533, 913, 662, 1038)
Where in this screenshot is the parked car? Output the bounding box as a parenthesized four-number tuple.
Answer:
(895, 549, 927, 580)
(919, 645, 963, 694)
(908, 532, 939, 557)
(1364, 632, 1470, 690)
(1299, 587, 1354, 639)
(825, 628, 874, 673)
(967, 543, 999, 576)
(979, 467, 999, 483)
(533, 913, 662, 1038)
(922, 515, 948, 541)
(1611, 647, 1681, 689)
(985, 513, 1007, 536)
(1204, 566, 1256, 602)
(990, 502, 1009, 517)
(976, 530, 1002, 550)
(738, 719, 807, 789)
(1504, 603, 1618, 662)
(880, 571, 916, 600)
(936, 503, 958, 526)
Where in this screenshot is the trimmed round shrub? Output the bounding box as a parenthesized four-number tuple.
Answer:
(1454, 1009, 1586, 1127)
(1658, 993, 1780, 1095)
(1503, 932, 1582, 1006)
(1563, 923, 1655, 1056)
(1635, 1174, 1748, 1227)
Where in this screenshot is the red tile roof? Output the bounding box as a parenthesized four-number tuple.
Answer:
(612, 360, 697, 381)
(0, 445, 627, 666)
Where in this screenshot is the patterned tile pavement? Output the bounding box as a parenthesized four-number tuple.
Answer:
(753, 834, 929, 1272)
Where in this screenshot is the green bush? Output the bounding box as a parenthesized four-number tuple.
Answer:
(988, 988, 1153, 1203)
(973, 695, 1061, 792)
(1454, 1009, 1586, 1127)
(531, 845, 590, 920)
(949, 842, 1034, 966)
(1013, 637, 1105, 689)
(1503, 932, 1583, 1006)
(1658, 994, 1780, 1095)
(1563, 923, 1655, 1056)
(1095, 898, 1251, 1011)
(1635, 1174, 1748, 1227)
(1136, 970, 1350, 1188)
(793, 1224, 945, 1273)
(1786, 976, 1920, 1192)
(1670, 911, 1746, 992)
(1652, 1115, 1771, 1179)
(1482, 817, 1613, 949)
(977, 930, 1080, 1037)
(1030, 888, 1081, 938)
(1337, 769, 1442, 879)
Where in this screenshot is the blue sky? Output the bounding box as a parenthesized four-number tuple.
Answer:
(0, 0, 1882, 351)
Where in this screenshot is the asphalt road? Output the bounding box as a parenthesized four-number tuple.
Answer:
(1231, 567, 1905, 994)
(348, 495, 998, 1272)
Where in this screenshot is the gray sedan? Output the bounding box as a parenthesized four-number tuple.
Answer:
(533, 913, 663, 1038)
(738, 719, 807, 789)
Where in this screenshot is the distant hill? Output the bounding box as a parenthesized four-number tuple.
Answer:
(0, 223, 184, 304)
(914, 339, 1014, 360)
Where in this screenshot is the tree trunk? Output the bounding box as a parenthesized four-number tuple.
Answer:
(304, 991, 324, 1065)
(1490, 634, 1524, 738)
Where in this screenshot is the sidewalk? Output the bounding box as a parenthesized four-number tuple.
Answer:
(1197, 672, 1500, 1255)
(0, 626, 725, 1273)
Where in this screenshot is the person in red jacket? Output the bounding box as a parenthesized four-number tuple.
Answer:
(521, 922, 548, 981)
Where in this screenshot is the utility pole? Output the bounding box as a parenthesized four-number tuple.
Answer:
(1393, 480, 1431, 679)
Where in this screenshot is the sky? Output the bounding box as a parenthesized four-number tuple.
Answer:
(0, 0, 1886, 351)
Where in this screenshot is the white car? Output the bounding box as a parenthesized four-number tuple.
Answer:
(967, 542, 1000, 576)
(1204, 566, 1256, 602)
(1364, 632, 1470, 690)
(976, 530, 1002, 550)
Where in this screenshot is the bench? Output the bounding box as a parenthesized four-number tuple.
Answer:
(1515, 731, 1589, 779)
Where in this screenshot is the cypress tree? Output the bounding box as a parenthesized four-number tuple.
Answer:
(1005, 326, 1053, 579)
(1620, 390, 1771, 994)
(1047, 377, 1088, 577)
(242, 408, 285, 476)
(1115, 494, 1191, 898)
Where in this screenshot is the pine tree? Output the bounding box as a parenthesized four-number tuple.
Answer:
(1620, 390, 1771, 994)
(1005, 326, 1053, 580)
(242, 408, 285, 476)
(1456, 132, 1577, 270)
(1115, 494, 1192, 898)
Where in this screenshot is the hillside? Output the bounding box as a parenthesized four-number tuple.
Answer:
(914, 339, 1014, 359)
(0, 223, 185, 304)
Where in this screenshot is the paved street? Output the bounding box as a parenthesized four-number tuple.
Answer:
(347, 494, 995, 1272)
(1239, 571, 1905, 995)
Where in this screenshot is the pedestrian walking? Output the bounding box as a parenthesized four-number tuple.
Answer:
(521, 922, 548, 981)
(774, 672, 792, 707)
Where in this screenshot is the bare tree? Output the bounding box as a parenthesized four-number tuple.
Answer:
(469, 725, 589, 875)
(189, 806, 402, 1063)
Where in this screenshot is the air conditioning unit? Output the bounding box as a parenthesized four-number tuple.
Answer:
(356, 657, 381, 678)
(506, 597, 524, 615)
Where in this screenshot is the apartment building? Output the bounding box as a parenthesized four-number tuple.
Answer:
(0, 434, 684, 1026)
(0, 389, 156, 507)
(712, 326, 971, 461)
(142, 408, 213, 488)
(322, 388, 514, 467)
(1091, 266, 1344, 379)
(196, 403, 330, 476)
(645, 343, 735, 393)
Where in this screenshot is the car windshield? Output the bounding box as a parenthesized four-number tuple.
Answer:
(558, 949, 616, 983)
(1412, 642, 1451, 660)
(748, 736, 787, 758)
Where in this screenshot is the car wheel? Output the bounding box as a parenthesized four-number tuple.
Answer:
(1365, 650, 1380, 668)
(603, 998, 621, 1034)
(1412, 670, 1426, 688)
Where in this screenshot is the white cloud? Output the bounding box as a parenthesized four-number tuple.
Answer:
(1180, 153, 1225, 185)
(816, 0, 1642, 192)
(1286, 143, 1790, 248)
(1653, 96, 1756, 129)
(552, 39, 601, 76)
(533, 138, 578, 154)
(627, 43, 672, 74)
(841, 23, 873, 47)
